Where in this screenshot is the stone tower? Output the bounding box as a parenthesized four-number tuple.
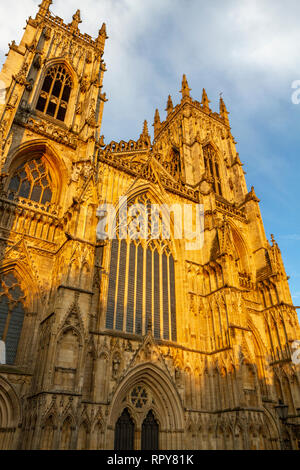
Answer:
(0, 1, 299, 450)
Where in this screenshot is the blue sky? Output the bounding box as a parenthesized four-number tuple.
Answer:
(0, 0, 300, 306)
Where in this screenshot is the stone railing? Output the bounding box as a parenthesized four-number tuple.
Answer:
(15, 112, 78, 149)
(239, 271, 254, 289)
(104, 137, 151, 153)
(0, 197, 60, 243)
(46, 13, 97, 47)
(98, 151, 199, 202)
(215, 196, 247, 221)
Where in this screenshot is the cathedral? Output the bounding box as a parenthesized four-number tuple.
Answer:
(0, 0, 299, 451)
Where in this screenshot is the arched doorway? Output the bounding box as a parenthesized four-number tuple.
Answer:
(114, 408, 135, 450)
(108, 363, 185, 450)
(141, 410, 159, 450)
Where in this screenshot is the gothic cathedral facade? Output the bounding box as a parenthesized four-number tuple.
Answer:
(0, 1, 299, 451)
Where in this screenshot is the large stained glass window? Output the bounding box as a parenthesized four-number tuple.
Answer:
(105, 194, 177, 341)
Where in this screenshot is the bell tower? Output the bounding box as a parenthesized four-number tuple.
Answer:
(0, 0, 108, 168)
(0, 1, 109, 450)
(153, 75, 248, 204)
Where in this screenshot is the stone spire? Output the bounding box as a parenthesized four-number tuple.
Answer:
(37, 0, 52, 17)
(154, 108, 161, 125)
(153, 109, 161, 139)
(166, 95, 173, 116)
(180, 74, 191, 99)
(96, 23, 108, 51)
(142, 120, 150, 138)
(70, 9, 82, 30)
(219, 95, 230, 126)
(201, 88, 211, 113)
(271, 234, 277, 247)
(139, 120, 151, 147)
(245, 186, 260, 203)
(98, 22, 108, 39)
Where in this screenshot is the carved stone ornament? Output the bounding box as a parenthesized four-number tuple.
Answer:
(199, 180, 211, 195)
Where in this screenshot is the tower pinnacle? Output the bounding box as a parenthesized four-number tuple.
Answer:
(219, 95, 230, 126)
(142, 120, 150, 138)
(98, 22, 108, 39)
(166, 95, 173, 116)
(154, 108, 161, 125)
(201, 88, 211, 113)
(70, 9, 82, 30)
(180, 74, 191, 99)
(153, 109, 161, 139)
(96, 23, 109, 51)
(37, 0, 52, 17)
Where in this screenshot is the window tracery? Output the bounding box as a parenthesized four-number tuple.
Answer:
(105, 194, 177, 341)
(8, 156, 53, 206)
(36, 64, 72, 122)
(130, 386, 148, 409)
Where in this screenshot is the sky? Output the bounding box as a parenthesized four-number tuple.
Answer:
(0, 0, 300, 306)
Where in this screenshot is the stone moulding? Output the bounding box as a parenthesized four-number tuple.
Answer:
(14, 114, 78, 149)
(98, 151, 200, 203)
(44, 12, 103, 51)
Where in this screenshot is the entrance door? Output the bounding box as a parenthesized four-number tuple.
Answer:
(114, 408, 135, 450)
(141, 410, 159, 450)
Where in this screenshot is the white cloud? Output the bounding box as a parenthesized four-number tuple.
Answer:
(1, 1, 300, 147)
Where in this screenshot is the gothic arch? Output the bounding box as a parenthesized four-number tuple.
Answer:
(227, 220, 252, 274)
(0, 259, 39, 313)
(107, 363, 185, 449)
(5, 139, 68, 207)
(56, 300, 85, 335)
(281, 371, 295, 413)
(103, 185, 179, 340)
(201, 138, 221, 155)
(77, 419, 90, 450)
(40, 414, 57, 450)
(79, 262, 91, 291)
(41, 57, 79, 85)
(247, 320, 268, 396)
(0, 376, 21, 450)
(261, 406, 281, 449)
(52, 323, 84, 392)
(201, 141, 223, 196)
(59, 415, 75, 450)
(112, 182, 179, 259)
(0, 262, 40, 366)
(67, 259, 80, 287)
(33, 58, 79, 126)
(91, 417, 105, 450)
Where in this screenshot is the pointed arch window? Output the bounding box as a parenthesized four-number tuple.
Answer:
(141, 410, 159, 450)
(0, 272, 26, 365)
(203, 144, 222, 196)
(8, 156, 53, 207)
(105, 194, 177, 341)
(36, 64, 72, 122)
(114, 409, 135, 451)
